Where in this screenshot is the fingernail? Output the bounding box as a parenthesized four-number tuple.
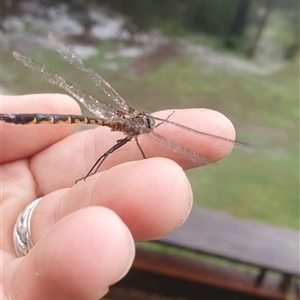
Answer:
(113, 227, 135, 283)
(177, 177, 193, 228)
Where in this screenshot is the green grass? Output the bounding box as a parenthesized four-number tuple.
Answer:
(141, 59, 299, 229)
(1, 38, 299, 230)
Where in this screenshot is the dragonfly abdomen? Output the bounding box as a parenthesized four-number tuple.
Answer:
(0, 113, 105, 125)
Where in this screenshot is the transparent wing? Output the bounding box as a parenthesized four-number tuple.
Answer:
(48, 32, 132, 113)
(153, 116, 258, 151)
(13, 51, 121, 120)
(150, 131, 212, 165)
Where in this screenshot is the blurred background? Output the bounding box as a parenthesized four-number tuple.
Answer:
(1, 0, 299, 230)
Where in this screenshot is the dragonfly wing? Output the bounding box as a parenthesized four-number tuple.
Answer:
(13, 52, 119, 120)
(48, 32, 132, 113)
(152, 116, 258, 151)
(149, 131, 212, 166)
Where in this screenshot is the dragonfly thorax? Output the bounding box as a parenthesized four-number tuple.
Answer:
(120, 113, 155, 136)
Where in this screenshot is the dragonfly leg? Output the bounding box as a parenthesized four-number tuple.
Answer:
(155, 111, 175, 128)
(75, 136, 132, 183)
(134, 136, 146, 159)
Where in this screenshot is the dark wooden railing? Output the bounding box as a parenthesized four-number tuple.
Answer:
(108, 207, 299, 300)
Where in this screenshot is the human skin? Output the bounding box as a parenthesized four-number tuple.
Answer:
(0, 93, 235, 299)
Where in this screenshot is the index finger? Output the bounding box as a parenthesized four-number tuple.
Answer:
(0, 94, 81, 162)
(29, 108, 236, 193)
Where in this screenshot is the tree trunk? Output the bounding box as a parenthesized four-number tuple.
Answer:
(224, 0, 251, 49)
(247, 0, 275, 58)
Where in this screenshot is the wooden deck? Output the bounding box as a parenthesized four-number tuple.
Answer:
(109, 207, 299, 300)
(160, 207, 299, 276)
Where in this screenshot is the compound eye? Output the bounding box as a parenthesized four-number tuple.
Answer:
(146, 116, 156, 130)
(142, 112, 156, 130)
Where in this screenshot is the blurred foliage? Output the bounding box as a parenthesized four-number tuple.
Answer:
(98, 0, 298, 56)
(3, 0, 299, 56)
(101, 0, 187, 34)
(275, 0, 299, 9)
(101, 0, 251, 36)
(185, 0, 241, 35)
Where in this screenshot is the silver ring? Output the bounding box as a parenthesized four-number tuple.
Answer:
(13, 198, 42, 257)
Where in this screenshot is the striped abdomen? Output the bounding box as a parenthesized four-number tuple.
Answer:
(0, 113, 105, 125)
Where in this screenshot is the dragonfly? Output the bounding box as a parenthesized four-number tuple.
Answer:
(0, 33, 256, 181)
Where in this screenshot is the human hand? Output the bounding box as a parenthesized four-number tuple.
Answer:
(0, 93, 235, 299)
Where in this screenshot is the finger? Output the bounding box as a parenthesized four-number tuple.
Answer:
(30, 108, 235, 191)
(1, 160, 38, 253)
(0, 94, 81, 162)
(30, 158, 192, 242)
(5, 207, 135, 300)
(144, 108, 236, 166)
(0, 286, 10, 300)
